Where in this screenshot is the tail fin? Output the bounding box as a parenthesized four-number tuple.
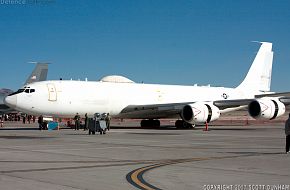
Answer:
(236, 42, 273, 93)
(25, 62, 49, 85)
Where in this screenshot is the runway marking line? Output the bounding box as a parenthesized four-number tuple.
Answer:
(126, 155, 253, 190)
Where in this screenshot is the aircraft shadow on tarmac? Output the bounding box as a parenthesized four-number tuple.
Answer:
(204, 127, 259, 131)
(110, 125, 193, 130)
(0, 135, 55, 139)
(110, 125, 260, 131)
(0, 127, 39, 131)
(222, 151, 284, 155)
(0, 125, 268, 132)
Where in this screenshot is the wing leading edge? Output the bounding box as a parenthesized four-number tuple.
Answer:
(118, 99, 254, 119)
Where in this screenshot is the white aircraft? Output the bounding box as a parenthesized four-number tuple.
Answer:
(4, 42, 290, 128)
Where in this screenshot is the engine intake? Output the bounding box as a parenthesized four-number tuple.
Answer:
(181, 103, 220, 124)
(248, 98, 285, 120)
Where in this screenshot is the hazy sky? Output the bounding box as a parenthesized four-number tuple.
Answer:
(1, 0, 290, 91)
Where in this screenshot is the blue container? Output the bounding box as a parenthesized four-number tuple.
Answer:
(48, 122, 58, 131)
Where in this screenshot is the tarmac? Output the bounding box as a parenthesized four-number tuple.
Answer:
(0, 121, 289, 190)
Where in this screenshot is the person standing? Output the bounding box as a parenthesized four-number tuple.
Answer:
(285, 113, 290, 154)
(74, 113, 80, 130)
(84, 113, 89, 131)
(22, 115, 26, 124)
(105, 113, 111, 131)
(28, 115, 31, 124)
(0, 116, 3, 128)
(38, 115, 43, 130)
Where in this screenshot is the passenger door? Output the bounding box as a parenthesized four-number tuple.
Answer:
(47, 83, 57, 101)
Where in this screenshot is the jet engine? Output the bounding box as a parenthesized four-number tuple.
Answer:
(248, 97, 285, 120)
(181, 103, 220, 124)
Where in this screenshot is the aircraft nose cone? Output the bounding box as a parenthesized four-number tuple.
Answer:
(4, 95, 17, 109)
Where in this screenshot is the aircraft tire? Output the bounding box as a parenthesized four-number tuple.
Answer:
(140, 119, 160, 128)
(175, 120, 183, 129)
(175, 120, 192, 129)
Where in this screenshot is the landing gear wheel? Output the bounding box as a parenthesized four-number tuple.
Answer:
(175, 120, 193, 129)
(140, 119, 161, 128)
(140, 120, 147, 128)
(175, 120, 183, 129)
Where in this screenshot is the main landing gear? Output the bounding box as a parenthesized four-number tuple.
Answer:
(175, 120, 194, 129)
(140, 119, 160, 128)
(140, 119, 194, 129)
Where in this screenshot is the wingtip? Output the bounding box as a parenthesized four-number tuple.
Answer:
(251, 41, 272, 45)
(28, 61, 51, 65)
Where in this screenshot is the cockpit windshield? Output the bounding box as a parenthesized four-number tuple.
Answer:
(24, 89, 36, 93)
(8, 87, 36, 96)
(8, 89, 24, 96)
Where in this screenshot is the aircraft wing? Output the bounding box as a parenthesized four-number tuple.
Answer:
(118, 99, 255, 119)
(119, 102, 191, 119)
(118, 92, 290, 119)
(255, 92, 290, 98)
(213, 99, 254, 110)
(255, 92, 290, 105)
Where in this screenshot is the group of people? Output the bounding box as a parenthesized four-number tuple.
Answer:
(1, 113, 21, 122)
(0, 113, 37, 127)
(73, 113, 111, 132)
(1, 114, 36, 123)
(22, 115, 36, 124)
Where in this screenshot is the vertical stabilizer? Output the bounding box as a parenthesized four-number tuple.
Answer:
(25, 63, 49, 85)
(236, 42, 273, 93)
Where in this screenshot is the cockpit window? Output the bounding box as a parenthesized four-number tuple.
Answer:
(8, 88, 35, 96)
(8, 89, 24, 96)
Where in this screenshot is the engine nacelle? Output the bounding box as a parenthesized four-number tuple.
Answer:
(248, 97, 285, 120)
(181, 103, 220, 124)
